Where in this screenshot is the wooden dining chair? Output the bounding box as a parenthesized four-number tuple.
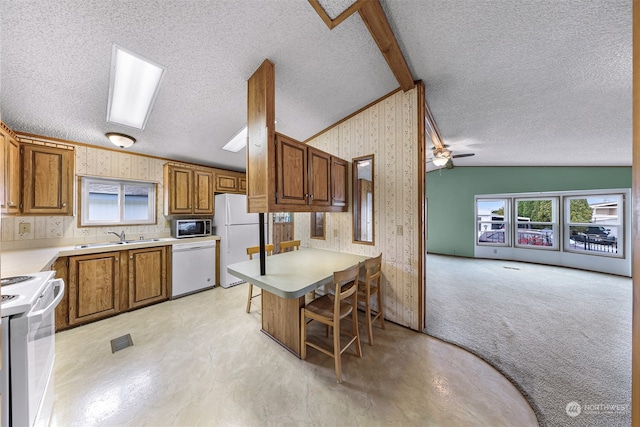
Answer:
(279, 239, 300, 253)
(245, 243, 274, 313)
(300, 263, 362, 383)
(356, 253, 385, 345)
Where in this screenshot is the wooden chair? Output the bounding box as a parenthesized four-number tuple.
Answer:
(245, 243, 274, 313)
(279, 239, 300, 253)
(300, 263, 362, 383)
(356, 253, 385, 345)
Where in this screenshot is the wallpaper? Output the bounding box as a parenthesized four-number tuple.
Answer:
(295, 88, 421, 331)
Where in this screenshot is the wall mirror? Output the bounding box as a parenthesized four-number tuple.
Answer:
(352, 154, 374, 244)
(310, 212, 325, 239)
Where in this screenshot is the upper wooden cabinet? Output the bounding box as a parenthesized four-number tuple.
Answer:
(276, 134, 308, 206)
(22, 144, 74, 215)
(330, 156, 348, 208)
(164, 164, 214, 216)
(274, 135, 335, 209)
(214, 170, 246, 194)
(246, 60, 347, 213)
(1, 124, 21, 214)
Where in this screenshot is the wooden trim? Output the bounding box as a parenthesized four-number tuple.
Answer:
(632, 1, 639, 424)
(358, 0, 414, 91)
(0, 121, 18, 139)
(308, 0, 364, 29)
(417, 81, 427, 331)
(13, 130, 244, 173)
(303, 86, 405, 143)
(425, 96, 445, 150)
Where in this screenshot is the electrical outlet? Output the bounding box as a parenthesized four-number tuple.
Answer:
(19, 222, 31, 234)
(493, 248, 498, 254)
(397, 225, 403, 236)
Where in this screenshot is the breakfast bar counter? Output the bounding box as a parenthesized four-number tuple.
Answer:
(227, 248, 369, 356)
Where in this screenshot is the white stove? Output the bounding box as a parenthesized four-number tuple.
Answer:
(1, 271, 55, 317)
(1, 270, 64, 427)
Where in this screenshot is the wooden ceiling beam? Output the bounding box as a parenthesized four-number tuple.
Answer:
(358, 0, 415, 91)
(308, 0, 415, 92)
(308, 0, 364, 29)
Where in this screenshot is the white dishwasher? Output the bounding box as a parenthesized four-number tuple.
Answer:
(172, 240, 217, 298)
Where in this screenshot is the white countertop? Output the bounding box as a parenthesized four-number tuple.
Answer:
(227, 248, 369, 299)
(1, 235, 220, 277)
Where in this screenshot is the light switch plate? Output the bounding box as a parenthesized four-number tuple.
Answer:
(397, 225, 403, 236)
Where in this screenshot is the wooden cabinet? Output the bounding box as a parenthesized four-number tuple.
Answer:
(308, 147, 331, 207)
(246, 60, 347, 213)
(276, 134, 307, 206)
(215, 173, 238, 193)
(1, 127, 21, 214)
(214, 170, 247, 194)
(193, 170, 214, 214)
(22, 144, 74, 215)
(128, 246, 168, 309)
(53, 257, 70, 331)
(64, 245, 170, 329)
(272, 133, 347, 212)
(68, 252, 121, 326)
(164, 164, 214, 215)
(0, 123, 74, 216)
(330, 156, 348, 208)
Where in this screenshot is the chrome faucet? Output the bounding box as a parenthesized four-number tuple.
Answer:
(106, 230, 126, 242)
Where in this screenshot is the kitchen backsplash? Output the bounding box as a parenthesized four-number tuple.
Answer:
(1, 134, 175, 250)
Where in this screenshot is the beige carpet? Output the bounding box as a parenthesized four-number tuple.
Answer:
(424, 254, 632, 427)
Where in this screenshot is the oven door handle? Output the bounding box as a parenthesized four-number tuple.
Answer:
(30, 278, 65, 324)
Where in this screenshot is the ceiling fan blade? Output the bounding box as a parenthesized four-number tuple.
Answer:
(452, 153, 475, 158)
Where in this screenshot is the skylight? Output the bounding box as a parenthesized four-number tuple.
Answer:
(107, 45, 166, 130)
(222, 126, 247, 152)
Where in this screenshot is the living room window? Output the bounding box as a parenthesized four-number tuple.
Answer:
(564, 194, 623, 257)
(476, 198, 510, 246)
(514, 198, 558, 250)
(80, 176, 156, 226)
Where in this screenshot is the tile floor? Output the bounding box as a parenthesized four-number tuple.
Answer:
(51, 283, 537, 426)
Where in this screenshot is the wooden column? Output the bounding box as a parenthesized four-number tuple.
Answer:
(632, 2, 639, 425)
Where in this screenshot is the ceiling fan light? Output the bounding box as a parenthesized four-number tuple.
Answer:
(106, 132, 136, 148)
(432, 157, 449, 167)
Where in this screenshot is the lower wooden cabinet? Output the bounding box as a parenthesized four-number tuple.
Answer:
(59, 245, 170, 330)
(128, 246, 168, 309)
(52, 257, 69, 330)
(68, 251, 121, 326)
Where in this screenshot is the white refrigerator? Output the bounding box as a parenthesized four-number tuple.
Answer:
(213, 193, 267, 288)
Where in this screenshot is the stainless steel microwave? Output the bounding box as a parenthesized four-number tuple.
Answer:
(171, 219, 212, 238)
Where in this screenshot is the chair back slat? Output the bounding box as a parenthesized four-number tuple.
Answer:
(246, 244, 274, 260)
(279, 239, 300, 253)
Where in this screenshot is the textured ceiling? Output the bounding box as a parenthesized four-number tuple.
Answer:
(0, 0, 631, 172)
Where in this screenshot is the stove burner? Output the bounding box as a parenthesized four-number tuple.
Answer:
(1, 276, 34, 286)
(1, 294, 17, 303)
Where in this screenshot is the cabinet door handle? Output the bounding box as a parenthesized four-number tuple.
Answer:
(9, 201, 14, 206)
(130, 256, 133, 259)
(62, 202, 67, 207)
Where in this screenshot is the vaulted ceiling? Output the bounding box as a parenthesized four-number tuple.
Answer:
(0, 0, 631, 172)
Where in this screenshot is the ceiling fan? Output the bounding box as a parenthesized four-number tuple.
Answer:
(428, 146, 475, 169)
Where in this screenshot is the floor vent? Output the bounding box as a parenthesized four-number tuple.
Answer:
(110, 334, 134, 353)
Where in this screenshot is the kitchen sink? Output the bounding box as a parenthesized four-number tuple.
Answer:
(74, 238, 164, 249)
